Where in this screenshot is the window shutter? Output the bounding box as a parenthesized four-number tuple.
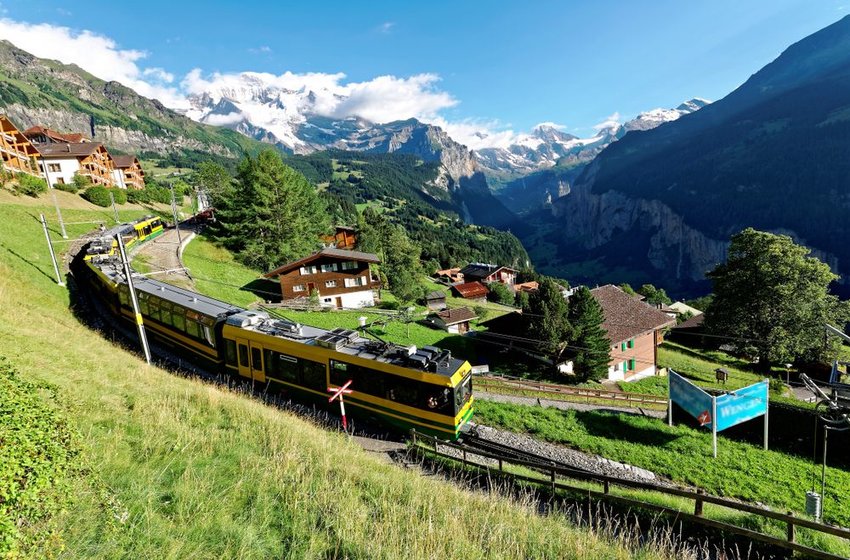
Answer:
(629, 359, 635, 371)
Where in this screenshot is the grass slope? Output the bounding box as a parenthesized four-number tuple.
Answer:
(0, 197, 679, 558)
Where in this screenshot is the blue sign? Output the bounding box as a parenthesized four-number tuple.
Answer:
(715, 381, 769, 432)
(669, 371, 714, 426)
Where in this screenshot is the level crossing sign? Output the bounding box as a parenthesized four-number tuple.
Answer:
(328, 379, 353, 433)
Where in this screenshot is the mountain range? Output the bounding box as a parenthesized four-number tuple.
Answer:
(538, 14, 850, 296)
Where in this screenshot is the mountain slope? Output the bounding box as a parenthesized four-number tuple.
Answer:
(0, 40, 264, 159)
(544, 16, 850, 294)
(483, 100, 708, 214)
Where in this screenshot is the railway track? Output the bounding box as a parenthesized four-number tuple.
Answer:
(458, 430, 598, 477)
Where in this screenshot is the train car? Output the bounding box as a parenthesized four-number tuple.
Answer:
(75, 227, 474, 439)
(83, 216, 164, 261)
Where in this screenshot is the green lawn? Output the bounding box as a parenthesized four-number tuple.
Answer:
(0, 197, 680, 559)
(474, 400, 850, 532)
(181, 233, 266, 308)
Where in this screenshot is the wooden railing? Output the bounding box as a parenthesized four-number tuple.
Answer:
(474, 374, 668, 407)
(410, 430, 850, 560)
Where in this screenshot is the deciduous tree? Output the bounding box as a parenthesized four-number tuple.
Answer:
(705, 228, 850, 370)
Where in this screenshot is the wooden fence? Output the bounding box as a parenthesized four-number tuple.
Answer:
(411, 430, 850, 560)
(474, 374, 669, 407)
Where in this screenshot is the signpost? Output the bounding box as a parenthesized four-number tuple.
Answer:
(669, 370, 769, 457)
(328, 379, 353, 433)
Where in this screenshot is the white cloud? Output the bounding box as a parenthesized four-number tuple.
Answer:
(430, 117, 520, 150)
(331, 74, 456, 122)
(593, 111, 622, 130)
(0, 18, 188, 108)
(203, 112, 244, 126)
(248, 45, 272, 54)
(533, 121, 567, 131)
(377, 21, 395, 33)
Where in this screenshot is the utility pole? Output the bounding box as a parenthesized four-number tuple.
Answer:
(40, 213, 65, 286)
(170, 182, 182, 247)
(40, 160, 67, 238)
(109, 190, 120, 224)
(117, 233, 151, 364)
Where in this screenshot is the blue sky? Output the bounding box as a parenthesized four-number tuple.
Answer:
(2, 0, 847, 142)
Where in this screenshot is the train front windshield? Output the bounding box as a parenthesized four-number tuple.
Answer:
(454, 374, 472, 414)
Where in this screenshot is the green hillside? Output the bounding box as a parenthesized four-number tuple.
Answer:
(0, 195, 676, 558)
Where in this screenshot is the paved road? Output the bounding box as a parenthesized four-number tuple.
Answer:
(132, 225, 196, 289)
(476, 391, 667, 418)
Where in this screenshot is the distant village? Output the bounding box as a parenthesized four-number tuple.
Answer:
(0, 115, 145, 190)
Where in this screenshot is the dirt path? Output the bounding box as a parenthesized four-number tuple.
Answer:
(131, 225, 196, 289)
(476, 391, 667, 418)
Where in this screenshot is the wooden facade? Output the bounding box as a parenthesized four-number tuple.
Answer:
(321, 226, 357, 249)
(38, 142, 115, 187)
(264, 248, 381, 308)
(112, 155, 146, 189)
(0, 116, 41, 177)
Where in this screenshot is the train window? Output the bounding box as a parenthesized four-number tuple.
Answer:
(172, 312, 186, 332)
(118, 288, 129, 307)
(147, 297, 160, 322)
(225, 340, 237, 366)
(301, 360, 326, 391)
(455, 376, 472, 413)
(139, 298, 149, 316)
(160, 302, 173, 326)
(238, 344, 249, 367)
(186, 320, 200, 339)
(385, 378, 419, 409)
(351, 364, 384, 397)
(251, 347, 262, 371)
(329, 360, 349, 386)
(202, 326, 214, 346)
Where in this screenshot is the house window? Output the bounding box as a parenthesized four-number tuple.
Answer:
(620, 342, 627, 351)
(627, 339, 634, 349)
(344, 276, 367, 288)
(47, 163, 61, 172)
(341, 261, 357, 271)
(629, 359, 636, 371)
(325, 280, 337, 288)
(320, 263, 338, 273)
(293, 284, 305, 293)
(55, 177, 65, 185)
(299, 266, 318, 275)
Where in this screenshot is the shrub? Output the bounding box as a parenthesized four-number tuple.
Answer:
(111, 188, 127, 205)
(487, 281, 515, 305)
(72, 173, 92, 191)
(54, 182, 79, 193)
(13, 173, 47, 197)
(81, 186, 112, 207)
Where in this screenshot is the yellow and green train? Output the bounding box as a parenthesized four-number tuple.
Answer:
(73, 219, 474, 439)
(83, 216, 164, 260)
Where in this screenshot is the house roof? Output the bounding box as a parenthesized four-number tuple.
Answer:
(515, 281, 539, 292)
(451, 281, 489, 299)
(435, 307, 478, 326)
(590, 284, 676, 344)
(24, 126, 88, 144)
(36, 142, 105, 158)
(112, 155, 140, 169)
(673, 313, 705, 330)
(426, 290, 446, 301)
(435, 267, 461, 276)
(458, 263, 517, 279)
(668, 301, 704, 316)
(263, 247, 381, 278)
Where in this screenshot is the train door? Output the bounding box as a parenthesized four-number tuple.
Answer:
(235, 337, 266, 383)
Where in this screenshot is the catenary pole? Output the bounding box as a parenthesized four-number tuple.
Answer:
(764, 378, 769, 451)
(117, 232, 151, 364)
(170, 183, 182, 247)
(109, 190, 119, 224)
(712, 396, 718, 458)
(40, 213, 65, 286)
(40, 160, 67, 238)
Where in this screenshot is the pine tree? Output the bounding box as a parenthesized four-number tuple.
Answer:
(525, 278, 571, 363)
(214, 149, 330, 271)
(567, 286, 611, 381)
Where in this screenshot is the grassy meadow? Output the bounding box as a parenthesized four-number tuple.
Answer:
(0, 196, 693, 558)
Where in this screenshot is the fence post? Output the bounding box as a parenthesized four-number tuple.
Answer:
(786, 512, 795, 543)
(550, 466, 556, 492)
(498, 458, 503, 472)
(694, 489, 704, 517)
(462, 449, 467, 467)
(603, 480, 610, 494)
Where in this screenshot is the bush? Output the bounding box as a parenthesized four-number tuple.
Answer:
(54, 182, 79, 193)
(81, 186, 112, 207)
(111, 188, 127, 205)
(13, 173, 47, 197)
(72, 173, 92, 191)
(487, 281, 515, 305)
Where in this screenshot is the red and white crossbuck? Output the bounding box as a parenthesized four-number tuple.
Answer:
(327, 379, 353, 432)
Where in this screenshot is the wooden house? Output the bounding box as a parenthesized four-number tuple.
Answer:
(263, 247, 381, 309)
(451, 281, 489, 303)
(23, 125, 89, 145)
(590, 285, 676, 382)
(431, 307, 478, 334)
(111, 155, 146, 190)
(458, 263, 517, 287)
(37, 142, 115, 187)
(0, 116, 42, 177)
(425, 290, 447, 311)
(434, 267, 464, 284)
(321, 226, 357, 249)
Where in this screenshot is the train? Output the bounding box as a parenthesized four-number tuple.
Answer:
(73, 218, 474, 439)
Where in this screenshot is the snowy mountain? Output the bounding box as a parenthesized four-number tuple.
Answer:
(476, 98, 710, 179)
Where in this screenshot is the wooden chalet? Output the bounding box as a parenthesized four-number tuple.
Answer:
(37, 142, 115, 187)
(458, 263, 517, 287)
(431, 307, 478, 334)
(264, 247, 381, 309)
(111, 155, 145, 190)
(451, 281, 489, 303)
(23, 125, 89, 145)
(515, 281, 539, 293)
(434, 267, 464, 284)
(425, 290, 447, 311)
(590, 285, 676, 382)
(321, 226, 357, 249)
(0, 116, 42, 177)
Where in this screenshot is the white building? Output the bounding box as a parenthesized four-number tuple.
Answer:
(37, 143, 115, 188)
